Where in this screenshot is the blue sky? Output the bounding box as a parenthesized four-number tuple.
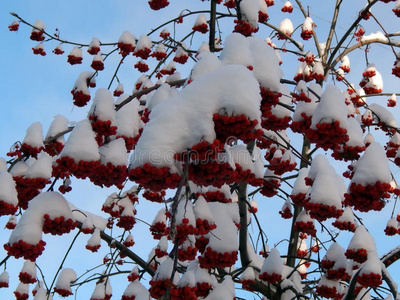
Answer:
(1, 0, 400, 299)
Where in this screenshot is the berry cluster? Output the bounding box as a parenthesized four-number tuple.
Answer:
(42, 214, 77, 235)
(344, 181, 391, 212)
(198, 248, 238, 269)
(149, 279, 172, 299)
(129, 163, 182, 191)
(258, 272, 282, 284)
(345, 248, 368, 263)
(4, 239, 46, 261)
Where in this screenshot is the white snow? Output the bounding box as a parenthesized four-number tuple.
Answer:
(361, 31, 389, 43)
(136, 35, 152, 51)
(15, 282, 29, 296)
(205, 276, 235, 300)
(241, 267, 256, 281)
(87, 228, 101, 247)
(22, 122, 44, 148)
(60, 120, 100, 162)
(45, 115, 69, 144)
(206, 202, 239, 252)
(91, 277, 112, 299)
(99, 138, 127, 166)
(351, 142, 391, 185)
(194, 14, 207, 27)
(130, 64, 262, 173)
(20, 260, 36, 278)
(8, 192, 75, 245)
(88, 88, 116, 122)
(0, 171, 18, 206)
(347, 225, 376, 253)
(311, 85, 349, 130)
(24, 152, 52, 179)
(122, 281, 150, 299)
(194, 196, 215, 223)
(260, 248, 283, 275)
(33, 20, 45, 31)
(359, 251, 382, 276)
(115, 99, 141, 138)
(118, 31, 136, 46)
(68, 47, 82, 59)
(279, 18, 294, 36)
(68, 203, 107, 230)
(302, 17, 313, 31)
(55, 268, 76, 291)
(240, 0, 260, 29)
(369, 103, 397, 127)
(0, 271, 9, 285)
(189, 52, 222, 82)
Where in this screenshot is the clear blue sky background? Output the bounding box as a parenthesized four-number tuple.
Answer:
(1, 0, 400, 299)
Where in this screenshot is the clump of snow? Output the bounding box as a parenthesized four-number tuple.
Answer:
(33, 20, 45, 31)
(207, 202, 239, 253)
(87, 228, 101, 248)
(8, 192, 75, 246)
(68, 203, 107, 230)
(130, 64, 261, 173)
(72, 71, 94, 96)
(99, 138, 127, 166)
(24, 153, 52, 179)
(311, 85, 349, 130)
(9, 161, 28, 177)
(359, 250, 382, 276)
(136, 35, 152, 51)
(361, 31, 389, 43)
(351, 142, 391, 185)
(260, 248, 284, 275)
(0, 271, 9, 285)
(347, 225, 376, 253)
(0, 171, 18, 207)
(91, 277, 112, 300)
(88, 88, 116, 122)
(205, 276, 235, 300)
(118, 31, 136, 46)
(240, 0, 260, 29)
(194, 14, 207, 27)
(0, 158, 6, 172)
(302, 17, 313, 31)
(68, 47, 82, 59)
(368, 103, 397, 128)
(45, 115, 69, 143)
(60, 120, 100, 162)
(22, 122, 44, 148)
(345, 118, 364, 147)
(194, 196, 215, 223)
(122, 281, 150, 300)
(146, 84, 178, 112)
(189, 52, 222, 82)
(279, 18, 294, 36)
(219, 34, 282, 91)
(115, 100, 141, 138)
(241, 267, 256, 281)
(55, 268, 76, 292)
(20, 260, 36, 279)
